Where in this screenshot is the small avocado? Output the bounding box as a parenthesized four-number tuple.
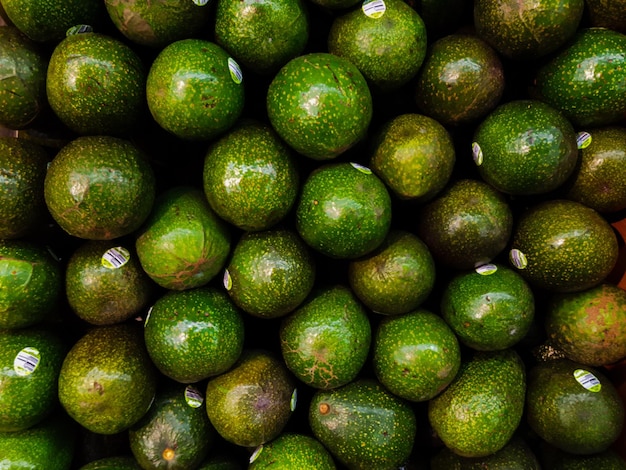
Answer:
(58, 324, 157, 435)
(279, 285, 371, 390)
(135, 186, 231, 291)
(79, 456, 142, 470)
(205, 349, 296, 448)
(428, 349, 526, 458)
(143, 287, 245, 383)
(249, 433, 336, 469)
(129, 383, 215, 469)
(526, 359, 624, 455)
(309, 378, 416, 469)
(43, 135, 156, 241)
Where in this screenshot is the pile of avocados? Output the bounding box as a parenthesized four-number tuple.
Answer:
(1, 0, 626, 468)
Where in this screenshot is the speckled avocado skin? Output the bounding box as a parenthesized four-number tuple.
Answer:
(249, 433, 336, 469)
(46, 32, 146, 136)
(44, 136, 156, 241)
(428, 349, 526, 458)
(309, 379, 416, 469)
(267, 53, 372, 160)
(534, 27, 626, 127)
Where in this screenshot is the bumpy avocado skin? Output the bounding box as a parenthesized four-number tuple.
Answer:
(309, 379, 416, 469)
(428, 349, 526, 458)
(249, 433, 336, 469)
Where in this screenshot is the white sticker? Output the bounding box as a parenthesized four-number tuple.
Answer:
(14, 347, 40, 376)
(509, 249, 527, 269)
(350, 162, 372, 174)
(249, 445, 263, 464)
(475, 263, 498, 275)
(574, 369, 601, 392)
(576, 131, 592, 149)
(290, 388, 298, 411)
(101, 246, 130, 269)
(223, 269, 232, 290)
(228, 58, 243, 84)
(472, 142, 483, 166)
(192, 0, 210, 5)
(362, 0, 386, 18)
(66, 24, 93, 36)
(184, 385, 204, 408)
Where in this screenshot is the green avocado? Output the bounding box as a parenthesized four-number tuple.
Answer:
(266, 52, 372, 160)
(428, 349, 526, 458)
(46, 31, 146, 135)
(58, 323, 157, 435)
(416, 178, 513, 270)
(104, 0, 212, 48)
(0, 136, 49, 239)
(474, 0, 584, 60)
(203, 120, 299, 232)
(415, 33, 505, 126)
(129, 383, 215, 469)
(214, 0, 309, 75)
(545, 283, 626, 366)
(545, 448, 626, 469)
(533, 27, 626, 127)
(224, 229, 316, 319)
(79, 456, 142, 470)
(43, 135, 156, 241)
(204, 349, 296, 448)
(143, 288, 245, 383)
(526, 359, 624, 455)
(279, 285, 371, 390)
(369, 113, 456, 202)
(328, 0, 427, 91)
(135, 186, 231, 291)
(249, 433, 336, 469)
(146, 39, 245, 141)
(296, 162, 392, 259)
(440, 263, 535, 351)
(0, 239, 62, 329)
(65, 241, 155, 325)
(0, 327, 66, 432)
(472, 100, 579, 195)
(373, 309, 461, 402)
(309, 378, 416, 469)
(508, 199, 619, 292)
(0, 27, 47, 129)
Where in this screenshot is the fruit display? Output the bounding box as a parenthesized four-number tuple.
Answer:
(1, 0, 626, 469)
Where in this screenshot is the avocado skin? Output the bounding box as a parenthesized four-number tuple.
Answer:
(309, 378, 416, 470)
(428, 349, 526, 458)
(546, 448, 626, 469)
(79, 456, 142, 469)
(534, 27, 626, 127)
(249, 433, 336, 469)
(526, 359, 624, 455)
(586, 0, 626, 33)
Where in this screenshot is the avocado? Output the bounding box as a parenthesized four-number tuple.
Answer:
(279, 285, 371, 390)
(545, 283, 626, 366)
(373, 308, 461, 401)
(472, 99, 579, 195)
(135, 186, 231, 291)
(586, 0, 626, 33)
(143, 287, 245, 383)
(564, 127, 626, 213)
(0, 239, 62, 329)
(296, 162, 392, 259)
(46, 31, 146, 135)
(204, 349, 296, 448)
(474, 0, 584, 60)
(203, 121, 299, 232)
(508, 199, 619, 292)
(146, 39, 245, 141)
(0, 136, 49, 239)
(428, 349, 526, 458)
(0, 26, 47, 129)
(104, 0, 212, 48)
(369, 113, 456, 203)
(129, 383, 215, 469)
(43, 135, 156, 241)
(0, 327, 66, 432)
(79, 456, 142, 470)
(249, 433, 336, 469)
(327, 0, 427, 91)
(526, 358, 624, 454)
(545, 448, 626, 469)
(348, 229, 436, 315)
(214, 0, 309, 75)
(440, 263, 535, 351)
(65, 240, 155, 325)
(266, 52, 372, 160)
(225, 229, 316, 319)
(416, 178, 513, 270)
(58, 323, 157, 435)
(309, 378, 416, 469)
(415, 33, 505, 126)
(533, 27, 626, 127)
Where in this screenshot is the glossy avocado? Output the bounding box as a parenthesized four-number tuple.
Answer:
(249, 433, 336, 469)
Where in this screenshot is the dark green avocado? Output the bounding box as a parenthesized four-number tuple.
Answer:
(545, 448, 626, 469)
(586, 0, 626, 33)
(249, 433, 336, 469)
(79, 456, 142, 470)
